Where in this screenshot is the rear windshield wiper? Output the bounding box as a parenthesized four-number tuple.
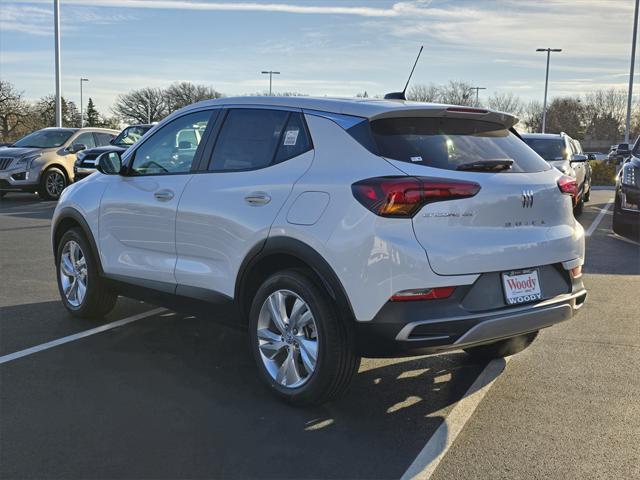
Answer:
(456, 159, 514, 172)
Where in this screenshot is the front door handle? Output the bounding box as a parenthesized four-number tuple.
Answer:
(244, 192, 271, 206)
(154, 189, 174, 201)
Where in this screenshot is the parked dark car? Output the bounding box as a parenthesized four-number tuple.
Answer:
(613, 137, 640, 238)
(521, 132, 591, 215)
(608, 143, 632, 165)
(74, 124, 153, 180)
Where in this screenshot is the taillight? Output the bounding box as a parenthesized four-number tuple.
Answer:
(352, 176, 480, 218)
(557, 175, 577, 197)
(390, 286, 456, 302)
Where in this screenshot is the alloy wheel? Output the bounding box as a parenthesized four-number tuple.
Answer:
(59, 240, 88, 307)
(256, 289, 319, 388)
(46, 171, 65, 197)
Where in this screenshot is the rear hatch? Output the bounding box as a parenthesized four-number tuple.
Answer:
(368, 114, 581, 275)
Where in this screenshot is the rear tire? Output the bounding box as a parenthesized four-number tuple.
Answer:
(39, 167, 67, 201)
(56, 228, 117, 318)
(464, 331, 538, 361)
(574, 196, 584, 216)
(249, 269, 360, 406)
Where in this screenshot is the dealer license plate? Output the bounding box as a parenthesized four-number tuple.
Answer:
(502, 269, 542, 305)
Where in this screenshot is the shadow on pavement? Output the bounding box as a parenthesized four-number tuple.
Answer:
(0, 309, 486, 479)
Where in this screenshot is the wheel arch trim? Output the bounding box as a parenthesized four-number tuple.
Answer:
(52, 207, 103, 275)
(235, 236, 355, 321)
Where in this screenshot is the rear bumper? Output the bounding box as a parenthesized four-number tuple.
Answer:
(354, 275, 586, 357)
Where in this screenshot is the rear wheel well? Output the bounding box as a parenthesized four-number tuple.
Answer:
(238, 253, 347, 324)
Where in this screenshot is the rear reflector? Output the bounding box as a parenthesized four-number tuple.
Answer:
(557, 175, 577, 197)
(352, 176, 480, 218)
(569, 265, 582, 279)
(390, 286, 456, 302)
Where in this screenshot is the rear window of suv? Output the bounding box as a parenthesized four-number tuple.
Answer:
(369, 117, 550, 173)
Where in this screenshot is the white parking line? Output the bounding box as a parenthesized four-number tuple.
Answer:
(0, 307, 166, 365)
(401, 357, 511, 480)
(585, 199, 614, 237)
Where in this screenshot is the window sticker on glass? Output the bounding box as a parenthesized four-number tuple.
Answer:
(284, 129, 299, 146)
(410, 156, 423, 163)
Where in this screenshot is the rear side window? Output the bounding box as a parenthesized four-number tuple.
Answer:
(210, 109, 288, 171)
(95, 133, 115, 146)
(523, 138, 568, 161)
(370, 117, 550, 173)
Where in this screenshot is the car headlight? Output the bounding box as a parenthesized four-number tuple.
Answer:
(16, 154, 41, 170)
(622, 166, 637, 186)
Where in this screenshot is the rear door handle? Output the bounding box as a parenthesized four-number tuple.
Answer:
(244, 192, 271, 206)
(154, 189, 174, 201)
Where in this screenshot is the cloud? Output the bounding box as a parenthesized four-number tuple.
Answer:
(5, 0, 439, 18)
(0, 3, 137, 35)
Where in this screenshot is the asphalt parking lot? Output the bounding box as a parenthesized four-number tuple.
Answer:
(1, 188, 638, 480)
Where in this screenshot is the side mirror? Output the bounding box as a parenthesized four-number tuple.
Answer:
(68, 143, 86, 154)
(571, 154, 588, 162)
(587, 153, 596, 161)
(96, 151, 122, 175)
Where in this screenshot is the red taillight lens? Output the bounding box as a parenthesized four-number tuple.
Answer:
(390, 286, 456, 302)
(557, 175, 577, 197)
(352, 176, 481, 218)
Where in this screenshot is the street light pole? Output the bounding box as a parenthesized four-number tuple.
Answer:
(79, 78, 88, 127)
(468, 86, 486, 107)
(261, 70, 280, 95)
(536, 48, 562, 133)
(625, 0, 639, 144)
(54, 0, 62, 127)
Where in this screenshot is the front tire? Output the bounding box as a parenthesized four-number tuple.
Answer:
(249, 269, 360, 406)
(39, 167, 67, 200)
(56, 228, 117, 318)
(464, 331, 538, 361)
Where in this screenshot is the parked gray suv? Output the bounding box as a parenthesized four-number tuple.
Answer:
(0, 127, 118, 200)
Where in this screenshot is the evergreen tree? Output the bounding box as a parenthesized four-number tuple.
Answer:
(86, 98, 100, 126)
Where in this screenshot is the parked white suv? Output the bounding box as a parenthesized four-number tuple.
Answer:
(52, 97, 587, 405)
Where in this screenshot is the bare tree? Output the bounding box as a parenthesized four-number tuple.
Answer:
(112, 87, 168, 124)
(0, 81, 29, 142)
(545, 97, 584, 139)
(407, 84, 440, 102)
(486, 92, 524, 116)
(34, 95, 79, 128)
(520, 100, 544, 133)
(165, 82, 222, 111)
(438, 80, 475, 106)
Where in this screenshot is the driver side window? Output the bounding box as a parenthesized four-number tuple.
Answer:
(130, 110, 212, 175)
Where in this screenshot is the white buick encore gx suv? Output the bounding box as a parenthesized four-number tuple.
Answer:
(52, 97, 587, 405)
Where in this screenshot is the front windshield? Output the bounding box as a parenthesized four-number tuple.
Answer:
(12, 129, 74, 148)
(113, 126, 151, 147)
(522, 138, 567, 161)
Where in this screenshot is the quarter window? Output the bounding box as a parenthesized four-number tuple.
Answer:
(130, 110, 211, 175)
(275, 112, 312, 163)
(210, 109, 289, 171)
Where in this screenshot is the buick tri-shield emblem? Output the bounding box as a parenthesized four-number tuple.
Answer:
(521, 190, 534, 208)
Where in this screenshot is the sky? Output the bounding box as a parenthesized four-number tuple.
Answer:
(0, 0, 638, 114)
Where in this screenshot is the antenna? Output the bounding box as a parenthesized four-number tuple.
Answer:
(384, 45, 423, 100)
